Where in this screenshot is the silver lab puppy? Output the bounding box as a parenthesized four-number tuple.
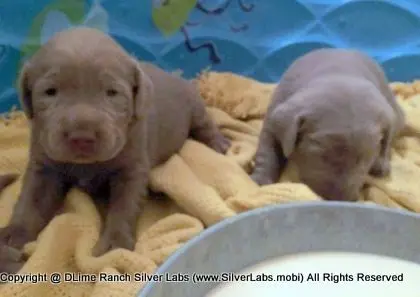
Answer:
(251, 48, 405, 201)
(0, 26, 230, 271)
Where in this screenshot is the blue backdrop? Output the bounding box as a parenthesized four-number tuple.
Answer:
(1, 0, 420, 113)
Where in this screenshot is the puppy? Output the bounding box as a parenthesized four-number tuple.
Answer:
(0, 26, 230, 270)
(251, 48, 405, 202)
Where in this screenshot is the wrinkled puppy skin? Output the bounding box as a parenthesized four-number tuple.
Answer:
(251, 48, 405, 202)
(0, 26, 230, 269)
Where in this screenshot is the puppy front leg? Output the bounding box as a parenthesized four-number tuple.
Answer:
(93, 166, 148, 256)
(0, 165, 66, 248)
(0, 165, 67, 273)
(251, 128, 286, 185)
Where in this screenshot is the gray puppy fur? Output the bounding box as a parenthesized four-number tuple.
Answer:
(251, 48, 405, 202)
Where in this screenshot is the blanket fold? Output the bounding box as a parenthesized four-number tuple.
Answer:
(0, 72, 419, 297)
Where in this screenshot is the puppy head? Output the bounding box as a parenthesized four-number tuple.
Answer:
(270, 86, 383, 201)
(17, 27, 153, 163)
(294, 129, 381, 201)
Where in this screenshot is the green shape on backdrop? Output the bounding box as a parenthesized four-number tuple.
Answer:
(16, 0, 85, 89)
(20, 0, 85, 63)
(152, 0, 197, 36)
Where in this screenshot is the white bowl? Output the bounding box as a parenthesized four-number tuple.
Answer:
(137, 202, 420, 296)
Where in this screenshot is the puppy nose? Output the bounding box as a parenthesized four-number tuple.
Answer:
(66, 131, 97, 154)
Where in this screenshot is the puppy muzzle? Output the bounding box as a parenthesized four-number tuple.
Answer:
(64, 129, 98, 156)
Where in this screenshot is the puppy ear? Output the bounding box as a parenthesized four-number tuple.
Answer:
(17, 62, 34, 119)
(270, 104, 305, 158)
(132, 60, 154, 120)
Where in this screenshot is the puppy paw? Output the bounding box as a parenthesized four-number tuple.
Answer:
(93, 229, 135, 257)
(250, 172, 275, 186)
(0, 245, 26, 275)
(369, 159, 391, 177)
(209, 134, 231, 154)
(0, 225, 31, 249)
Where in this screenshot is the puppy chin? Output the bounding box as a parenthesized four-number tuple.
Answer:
(45, 150, 114, 164)
(43, 142, 123, 164)
(43, 148, 94, 164)
(312, 184, 361, 202)
(321, 192, 359, 202)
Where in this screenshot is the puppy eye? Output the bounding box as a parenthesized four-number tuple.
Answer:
(44, 88, 57, 96)
(106, 89, 118, 97)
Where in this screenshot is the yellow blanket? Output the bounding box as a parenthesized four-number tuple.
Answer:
(0, 72, 419, 297)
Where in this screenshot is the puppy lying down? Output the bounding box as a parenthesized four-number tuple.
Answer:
(251, 48, 405, 202)
(0, 27, 230, 272)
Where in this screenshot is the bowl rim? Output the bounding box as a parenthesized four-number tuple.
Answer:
(138, 201, 420, 296)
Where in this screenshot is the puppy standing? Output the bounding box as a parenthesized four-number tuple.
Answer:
(0, 27, 230, 272)
(251, 48, 405, 202)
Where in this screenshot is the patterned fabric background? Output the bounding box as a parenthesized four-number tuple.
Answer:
(1, 0, 420, 113)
